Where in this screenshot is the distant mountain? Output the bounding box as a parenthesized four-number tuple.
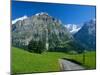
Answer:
(64, 24, 81, 34)
(74, 19, 96, 50)
(12, 12, 73, 50)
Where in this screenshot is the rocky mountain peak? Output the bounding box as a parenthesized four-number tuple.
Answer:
(12, 12, 72, 50)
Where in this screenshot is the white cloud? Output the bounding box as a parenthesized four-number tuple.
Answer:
(12, 15, 28, 24)
(64, 24, 81, 34)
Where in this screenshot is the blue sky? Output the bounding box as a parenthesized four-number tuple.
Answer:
(12, 1, 96, 25)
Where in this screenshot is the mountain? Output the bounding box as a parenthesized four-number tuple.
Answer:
(74, 19, 96, 50)
(64, 24, 81, 34)
(12, 12, 73, 51)
(12, 15, 28, 24)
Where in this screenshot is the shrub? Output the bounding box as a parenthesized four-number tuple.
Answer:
(28, 40, 45, 54)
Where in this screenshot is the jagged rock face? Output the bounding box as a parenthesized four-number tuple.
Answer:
(12, 13, 72, 50)
(74, 19, 96, 50)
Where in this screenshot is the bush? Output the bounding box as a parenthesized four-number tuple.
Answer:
(28, 40, 45, 54)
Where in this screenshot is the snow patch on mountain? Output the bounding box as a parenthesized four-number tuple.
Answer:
(35, 12, 49, 16)
(64, 24, 81, 34)
(12, 15, 28, 24)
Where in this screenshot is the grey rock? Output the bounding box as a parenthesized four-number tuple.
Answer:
(12, 12, 72, 50)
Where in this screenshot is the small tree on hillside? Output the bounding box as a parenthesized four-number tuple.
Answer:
(28, 40, 37, 52)
(37, 41, 45, 53)
(28, 40, 45, 54)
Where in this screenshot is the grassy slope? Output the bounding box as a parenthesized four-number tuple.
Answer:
(67, 52, 96, 69)
(12, 47, 96, 74)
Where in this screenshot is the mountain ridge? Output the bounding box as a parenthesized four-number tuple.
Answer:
(74, 19, 96, 50)
(12, 12, 73, 51)
(12, 12, 96, 53)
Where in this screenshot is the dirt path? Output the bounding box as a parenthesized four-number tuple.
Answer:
(59, 59, 85, 71)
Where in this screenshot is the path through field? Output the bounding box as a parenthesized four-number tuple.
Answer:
(59, 59, 85, 71)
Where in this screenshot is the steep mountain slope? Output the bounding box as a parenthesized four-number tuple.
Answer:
(12, 12, 72, 50)
(74, 19, 96, 50)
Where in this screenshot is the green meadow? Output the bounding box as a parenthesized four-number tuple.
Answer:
(12, 47, 96, 74)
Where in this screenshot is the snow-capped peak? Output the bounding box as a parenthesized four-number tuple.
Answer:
(12, 15, 28, 24)
(35, 12, 48, 16)
(64, 24, 81, 34)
